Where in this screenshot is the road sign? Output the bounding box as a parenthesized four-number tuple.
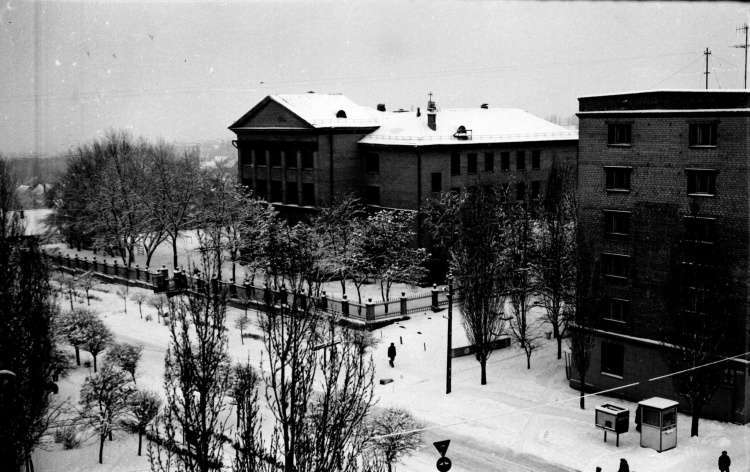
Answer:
(433, 439, 450, 457)
(436, 456, 452, 472)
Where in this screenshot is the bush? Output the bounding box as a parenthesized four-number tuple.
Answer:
(83, 360, 91, 368)
(145, 314, 153, 322)
(55, 426, 81, 450)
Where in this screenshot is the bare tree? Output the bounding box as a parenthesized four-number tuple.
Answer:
(230, 362, 270, 472)
(116, 285, 129, 314)
(452, 187, 509, 385)
(422, 190, 465, 282)
(131, 291, 149, 319)
(105, 342, 144, 384)
(368, 407, 423, 472)
(54, 272, 79, 310)
(659, 203, 734, 437)
(147, 293, 168, 322)
(78, 363, 136, 464)
(127, 389, 162, 457)
(0, 157, 25, 240)
(78, 272, 97, 306)
(234, 312, 251, 345)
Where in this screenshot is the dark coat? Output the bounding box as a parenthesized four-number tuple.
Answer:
(618, 459, 629, 472)
(719, 453, 731, 470)
(387, 345, 396, 359)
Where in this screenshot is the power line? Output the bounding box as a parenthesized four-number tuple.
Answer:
(648, 54, 703, 90)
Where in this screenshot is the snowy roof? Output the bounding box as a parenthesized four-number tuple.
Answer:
(230, 94, 381, 129)
(579, 89, 750, 100)
(638, 397, 679, 409)
(359, 108, 578, 146)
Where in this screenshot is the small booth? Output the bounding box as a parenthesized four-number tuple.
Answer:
(595, 404, 629, 446)
(638, 397, 678, 452)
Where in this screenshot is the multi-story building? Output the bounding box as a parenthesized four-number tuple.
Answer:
(230, 93, 578, 228)
(575, 90, 750, 424)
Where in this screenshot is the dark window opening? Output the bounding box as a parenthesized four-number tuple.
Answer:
(604, 211, 631, 236)
(605, 167, 631, 191)
(366, 153, 380, 174)
(270, 181, 282, 202)
(285, 150, 297, 168)
(451, 152, 461, 176)
(686, 170, 716, 196)
(467, 153, 478, 174)
(608, 124, 632, 145)
(604, 297, 629, 322)
(365, 185, 380, 206)
(431, 172, 442, 193)
(256, 180, 267, 199)
(302, 183, 315, 206)
(485, 153, 494, 172)
(302, 150, 314, 169)
(501, 152, 510, 172)
(531, 181, 541, 200)
(516, 181, 526, 201)
(689, 123, 717, 146)
(286, 181, 298, 205)
(684, 217, 715, 244)
(270, 148, 282, 168)
(256, 149, 267, 167)
(602, 253, 629, 279)
(516, 151, 526, 171)
(601, 342, 624, 377)
(531, 150, 541, 170)
(336, 110, 347, 118)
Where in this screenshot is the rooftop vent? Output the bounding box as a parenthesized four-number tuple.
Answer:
(427, 113, 436, 131)
(336, 110, 347, 118)
(394, 108, 409, 113)
(417, 107, 421, 117)
(377, 103, 386, 112)
(453, 125, 471, 140)
(481, 103, 489, 109)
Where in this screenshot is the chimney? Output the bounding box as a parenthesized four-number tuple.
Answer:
(417, 107, 421, 117)
(481, 103, 489, 109)
(427, 112, 436, 131)
(377, 103, 386, 112)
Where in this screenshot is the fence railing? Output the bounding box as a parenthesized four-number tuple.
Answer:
(43, 250, 449, 326)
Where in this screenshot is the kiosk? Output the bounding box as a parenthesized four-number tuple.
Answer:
(638, 397, 678, 452)
(594, 404, 629, 446)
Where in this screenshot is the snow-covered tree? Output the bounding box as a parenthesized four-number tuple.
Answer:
(81, 313, 114, 372)
(234, 312, 250, 345)
(131, 291, 149, 319)
(58, 307, 97, 366)
(368, 407, 423, 472)
(78, 272, 97, 306)
(78, 363, 136, 464)
(105, 342, 143, 384)
(127, 389, 162, 457)
(147, 293, 168, 322)
(230, 362, 270, 472)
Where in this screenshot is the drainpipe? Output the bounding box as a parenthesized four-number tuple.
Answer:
(329, 131, 334, 204)
(416, 148, 422, 246)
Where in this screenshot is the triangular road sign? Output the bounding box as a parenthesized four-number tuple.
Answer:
(433, 439, 450, 457)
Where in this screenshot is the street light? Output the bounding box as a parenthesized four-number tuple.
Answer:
(445, 277, 453, 394)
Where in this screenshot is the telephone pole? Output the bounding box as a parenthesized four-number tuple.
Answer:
(704, 48, 711, 89)
(733, 23, 748, 89)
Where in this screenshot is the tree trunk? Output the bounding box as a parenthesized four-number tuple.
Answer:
(75, 346, 80, 366)
(69, 291, 74, 310)
(240, 330, 244, 345)
(28, 456, 34, 472)
(138, 428, 143, 456)
(480, 357, 487, 385)
(554, 324, 562, 360)
(387, 462, 392, 472)
(109, 430, 113, 441)
(579, 373, 586, 410)
(526, 353, 531, 369)
(172, 235, 179, 269)
(99, 434, 105, 464)
(691, 403, 702, 437)
(93, 354, 98, 372)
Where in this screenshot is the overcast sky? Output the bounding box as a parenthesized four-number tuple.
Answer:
(1, 1, 748, 156)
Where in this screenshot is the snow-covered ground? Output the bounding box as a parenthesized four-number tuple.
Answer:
(34, 280, 749, 472)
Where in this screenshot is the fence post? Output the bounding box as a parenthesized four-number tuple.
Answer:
(320, 290, 328, 311)
(82, 256, 89, 271)
(400, 292, 408, 315)
(263, 283, 271, 306)
(341, 294, 349, 317)
(74, 253, 80, 269)
(365, 298, 375, 323)
(135, 265, 141, 281)
(228, 278, 237, 299)
(431, 283, 440, 311)
(65, 254, 71, 269)
(113, 259, 120, 278)
(92, 257, 98, 272)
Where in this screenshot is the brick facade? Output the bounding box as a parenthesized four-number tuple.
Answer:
(574, 90, 750, 424)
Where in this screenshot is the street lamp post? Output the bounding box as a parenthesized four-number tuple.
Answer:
(446, 277, 453, 394)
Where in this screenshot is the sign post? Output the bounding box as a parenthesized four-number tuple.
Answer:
(434, 440, 452, 472)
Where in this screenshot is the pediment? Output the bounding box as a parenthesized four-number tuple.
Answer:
(230, 99, 313, 129)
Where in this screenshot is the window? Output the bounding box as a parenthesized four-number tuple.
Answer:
(684, 217, 715, 244)
(485, 153, 494, 172)
(500, 152, 510, 171)
(270, 148, 282, 168)
(689, 123, 717, 147)
(451, 152, 461, 176)
(531, 181, 541, 200)
(256, 149, 267, 167)
(608, 123, 632, 145)
(602, 253, 629, 279)
(270, 180, 282, 202)
(686, 169, 716, 196)
(516, 151, 526, 170)
(301, 183, 315, 206)
(642, 408, 660, 427)
(256, 180, 267, 199)
(604, 167, 631, 191)
(601, 342, 624, 377)
(285, 150, 297, 168)
(603, 210, 631, 236)
(431, 172, 442, 193)
(302, 149, 314, 169)
(286, 182, 298, 205)
(516, 181, 526, 201)
(365, 153, 380, 174)
(531, 150, 541, 170)
(365, 185, 380, 206)
(467, 153, 478, 174)
(604, 297, 629, 322)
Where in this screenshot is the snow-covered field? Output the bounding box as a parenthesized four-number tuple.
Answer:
(32, 281, 749, 472)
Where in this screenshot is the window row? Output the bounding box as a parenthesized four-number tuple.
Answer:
(431, 173, 541, 200)
(246, 146, 315, 169)
(450, 150, 541, 176)
(607, 123, 718, 147)
(604, 211, 716, 243)
(605, 167, 717, 196)
(250, 180, 315, 206)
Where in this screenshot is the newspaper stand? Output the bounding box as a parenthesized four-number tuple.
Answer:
(595, 404, 629, 447)
(638, 397, 678, 452)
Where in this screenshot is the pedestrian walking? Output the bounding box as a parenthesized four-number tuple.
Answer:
(388, 342, 396, 367)
(719, 451, 731, 472)
(617, 458, 629, 472)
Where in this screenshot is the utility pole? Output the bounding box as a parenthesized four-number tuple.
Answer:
(704, 48, 711, 90)
(446, 277, 453, 394)
(733, 24, 748, 89)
